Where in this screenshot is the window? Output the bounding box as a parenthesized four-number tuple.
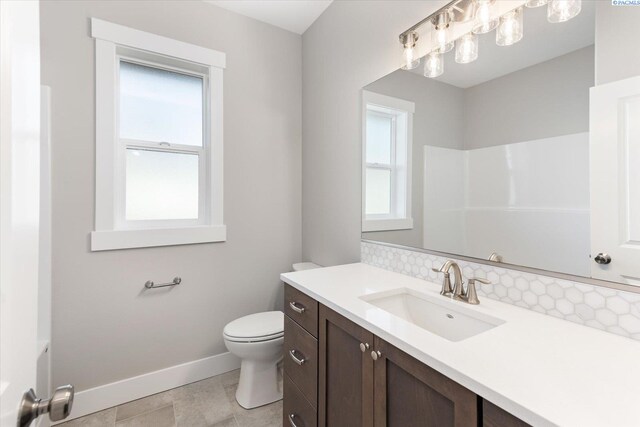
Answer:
(90, 19, 226, 250)
(362, 91, 414, 232)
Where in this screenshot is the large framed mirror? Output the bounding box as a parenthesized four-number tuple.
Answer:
(361, 1, 640, 286)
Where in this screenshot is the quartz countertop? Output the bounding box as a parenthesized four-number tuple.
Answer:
(281, 263, 640, 427)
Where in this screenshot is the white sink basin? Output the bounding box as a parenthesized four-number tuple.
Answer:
(360, 288, 505, 342)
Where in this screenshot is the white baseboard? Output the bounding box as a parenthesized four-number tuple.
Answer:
(57, 352, 240, 424)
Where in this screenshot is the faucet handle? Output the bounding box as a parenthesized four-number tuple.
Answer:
(465, 277, 491, 305)
(432, 268, 453, 295)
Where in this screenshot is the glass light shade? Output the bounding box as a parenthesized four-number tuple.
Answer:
(455, 33, 479, 64)
(525, 0, 548, 7)
(400, 31, 420, 70)
(472, 0, 499, 34)
(424, 51, 444, 78)
(547, 0, 581, 23)
(496, 7, 524, 46)
(432, 12, 454, 53)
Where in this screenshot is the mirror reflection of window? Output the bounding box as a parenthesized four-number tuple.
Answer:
(362, 91, 414, 233)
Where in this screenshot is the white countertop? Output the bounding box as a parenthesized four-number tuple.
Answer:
(281, 263, 640, 427)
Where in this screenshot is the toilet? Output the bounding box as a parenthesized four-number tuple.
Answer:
(223, 262, 321, 409)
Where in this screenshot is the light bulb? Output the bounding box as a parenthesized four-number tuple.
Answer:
(400, 31, 420, 70)
(547, 0, 581, 23)
(455, 33, 478, 64)
(473, 0, 499, 34)
(424, 51, 444, 78)
(496, 7, 523, 46)
(525, 0, 548, 7)
(432, 12, 454, 53)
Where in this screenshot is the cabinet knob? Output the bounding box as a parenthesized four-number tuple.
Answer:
(594, 253, 612, 265)
(370, 350, 382, 361)
(359, 342, 369, 353)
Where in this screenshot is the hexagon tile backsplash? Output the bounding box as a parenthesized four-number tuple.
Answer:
(361, 241, 640, 341)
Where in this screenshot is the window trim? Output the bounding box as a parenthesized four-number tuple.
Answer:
(362, 90, 414, 232)
(90, 18, 226, 251)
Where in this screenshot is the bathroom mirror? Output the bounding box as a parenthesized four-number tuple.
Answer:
(361, 2, 597, 279)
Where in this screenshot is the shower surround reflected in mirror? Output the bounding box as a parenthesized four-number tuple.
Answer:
(362, 2, 595, 278)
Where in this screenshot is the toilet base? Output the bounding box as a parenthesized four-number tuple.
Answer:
(235, 359, 282, 409)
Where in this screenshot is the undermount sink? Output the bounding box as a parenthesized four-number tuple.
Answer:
(360, 288, 505, 342)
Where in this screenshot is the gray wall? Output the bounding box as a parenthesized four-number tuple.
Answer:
(595, 2, 640, 85)
(41, 1, 301, 391)
(302, 1, 639, 267)
(362, 70, 464, 247)
(302, 0, 449, 266)
(464, 45, 593, 150)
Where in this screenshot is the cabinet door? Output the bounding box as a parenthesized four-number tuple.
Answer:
(590, 76, 640, 284)
(318, 305, 374, 427)
(373, 337, 477, 427)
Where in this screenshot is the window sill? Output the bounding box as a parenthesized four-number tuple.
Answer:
(362, 218, 414, 232)
(90, 225, 227, 251)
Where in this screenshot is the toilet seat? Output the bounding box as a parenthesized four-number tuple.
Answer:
(223, 330, 284, 343)
(223, 311, 284, 343)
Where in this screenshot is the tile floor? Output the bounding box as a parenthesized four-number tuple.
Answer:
(59, 369, 282, 427)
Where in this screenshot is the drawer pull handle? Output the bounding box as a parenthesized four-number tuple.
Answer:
(288, 413, 302, 427)
(289, 301, 306, 314)
(359, 342, 369, 353)
(289, 349, 306, 366)
(371, 350, 382, 361)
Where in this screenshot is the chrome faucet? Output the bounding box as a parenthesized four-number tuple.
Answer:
(432, 261, 464, 299)
(433, 260, 492, 304)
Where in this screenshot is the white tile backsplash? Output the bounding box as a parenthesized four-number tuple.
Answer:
(361, 241, 640, 341)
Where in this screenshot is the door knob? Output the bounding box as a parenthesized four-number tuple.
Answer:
(359, 342, 369, 353)
(594, 253, 612, 265)
(370, 350, 382, 361)
(18, 384, 74, 427)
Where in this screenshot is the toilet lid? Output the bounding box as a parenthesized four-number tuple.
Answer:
(223, 311, 284, 340)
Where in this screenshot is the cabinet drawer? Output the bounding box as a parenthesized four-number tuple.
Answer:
(284, 374, 317, 427)
(285, 284, 318, 337)
(284, 315, 318, 407)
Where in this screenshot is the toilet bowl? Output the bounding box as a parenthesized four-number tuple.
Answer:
(223, 311, 284, 409)
(223, 262, 321, 409)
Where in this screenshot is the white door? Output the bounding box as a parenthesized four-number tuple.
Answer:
(1, 2, 72, 426)
(590, 76, 640, 285)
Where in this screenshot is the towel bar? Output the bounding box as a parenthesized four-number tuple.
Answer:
(145, 277, 181, 289)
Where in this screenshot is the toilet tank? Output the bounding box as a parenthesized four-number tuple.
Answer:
(292, 262, 321, 272)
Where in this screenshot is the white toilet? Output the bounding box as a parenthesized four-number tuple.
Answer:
(223, 262, 320, 409)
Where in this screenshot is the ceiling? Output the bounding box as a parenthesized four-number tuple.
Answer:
(408, 1, 595, 88)
(205, 0, 333, 34)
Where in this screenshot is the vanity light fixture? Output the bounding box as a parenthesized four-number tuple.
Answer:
(472, 0, 499, 34)
(400, 31, 420, 70)
(399, 0, 581, 78)
(455, 33, 478, 64)
(432, 11, 454, 53)
(547, 0, 581, 23)
(424, 51, 444, 78)
(496, 7, 523, 46)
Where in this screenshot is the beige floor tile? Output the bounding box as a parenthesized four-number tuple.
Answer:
(174, 380, 234, 427)
(210, 417, 239, 427)
(232, 400, 283, 427)
(115, 390, 174, 422)
(115, 404, 175, 427)
(59, 408, 116, 427)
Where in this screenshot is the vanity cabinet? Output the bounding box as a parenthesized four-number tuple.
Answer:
(318, 304, 374, 426)
(283, 284, 530, 427)
(372, 337, 477, 427)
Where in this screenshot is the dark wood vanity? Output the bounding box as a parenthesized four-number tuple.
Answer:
(283, 284, 530, 427)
